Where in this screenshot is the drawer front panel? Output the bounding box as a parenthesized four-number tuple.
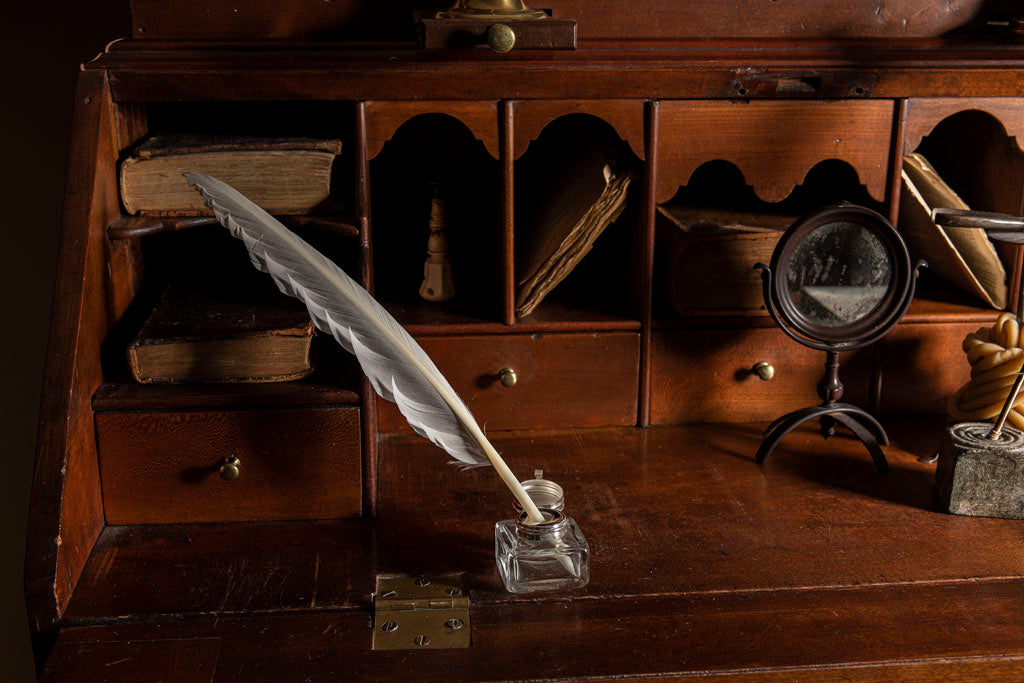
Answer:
(656, 99, 894, 204)
(97, 406, 360, 524)
(878, 321, 981, 415)
(378, 332, 640, 432)
(651, 328, 871, 424)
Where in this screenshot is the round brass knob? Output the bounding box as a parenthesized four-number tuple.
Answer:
(487, 24, 516, 53)
(753, 361, 775, 381)
(219, 456, 241, 481)
(498, 367, 518, 387)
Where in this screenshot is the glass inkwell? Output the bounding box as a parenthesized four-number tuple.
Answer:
(495, 471, 589, 594)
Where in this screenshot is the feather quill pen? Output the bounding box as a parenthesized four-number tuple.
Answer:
(185, 173, 545, 524)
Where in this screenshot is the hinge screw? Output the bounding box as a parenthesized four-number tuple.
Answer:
(414, 577, 431, 586)
(380, 621, 398, 632)
(414, 635, 430, 646)
(445, 587, 462, 596)
(445, 618, 464, 631)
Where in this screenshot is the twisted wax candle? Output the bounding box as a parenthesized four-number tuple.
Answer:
(948, 312, 1024, 430)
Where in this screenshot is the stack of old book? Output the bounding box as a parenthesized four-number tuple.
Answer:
(121, 134, 343, 383)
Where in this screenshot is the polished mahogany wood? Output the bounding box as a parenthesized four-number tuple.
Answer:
(356, 99, 379, 517)
(502, 99, 515, 326)
(97, 406, 361, 524)
(655, 100, 895, 204)
(42, 581, 1024, 681)
(92, 377, 360, 411)
(511, 99, 645, 161)
(377, 332, 640, 432)
(96, 40, 1024, 103)
(128, 0, 992, 41)
(903, 97, 1024, 156)
(24, 72, 124, 637)
(877, 321, 987, 416)
(47, 421, 1024, 679)
(651, 328, 872, 424)
(364, 100, 499, 161)
(638, 100, 658, 427)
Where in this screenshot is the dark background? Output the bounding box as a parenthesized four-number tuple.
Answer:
(4, 4, 130, 680)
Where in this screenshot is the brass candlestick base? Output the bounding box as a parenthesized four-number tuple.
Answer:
(436, 0, 547, 20)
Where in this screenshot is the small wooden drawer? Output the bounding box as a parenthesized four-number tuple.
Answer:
(878, 321, 982, 415)
(378, 332, 640, 432)
(96, 406, 361, 524)
(655, 99, 894, 204)
(651, 327, 871, 424)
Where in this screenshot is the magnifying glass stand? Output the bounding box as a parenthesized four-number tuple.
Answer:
(755, 348, 890, 474)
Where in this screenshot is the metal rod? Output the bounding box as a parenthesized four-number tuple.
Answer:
(931, 207, 1024, 231)
(989, 370, 1024, 440)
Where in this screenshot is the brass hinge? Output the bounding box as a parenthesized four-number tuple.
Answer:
(372, 573, 471, 650)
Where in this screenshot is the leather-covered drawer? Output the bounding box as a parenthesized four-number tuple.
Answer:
(97, 406, 360, 524)
(378, 332, 640, 432)
(651, 327, 871, 424)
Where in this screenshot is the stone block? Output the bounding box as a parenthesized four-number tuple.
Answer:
(936, 422, 1024, 519)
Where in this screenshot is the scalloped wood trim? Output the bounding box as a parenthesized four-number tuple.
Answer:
(363, 100, 500, 161)
(904, 98, 1024, 156)
(655, 99, 894, 204)
(511, 100, 645, 160)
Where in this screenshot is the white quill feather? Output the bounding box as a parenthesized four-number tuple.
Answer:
(185, 172, 545, 523)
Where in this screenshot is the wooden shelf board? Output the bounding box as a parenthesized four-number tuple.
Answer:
(653, 272, 1003, 330)
(92, 369, 360, 411)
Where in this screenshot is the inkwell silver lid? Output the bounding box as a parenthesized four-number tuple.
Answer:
(513, 470, 565, 513)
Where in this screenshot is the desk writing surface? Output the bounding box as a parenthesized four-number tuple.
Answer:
(49, 420, 1024, 679)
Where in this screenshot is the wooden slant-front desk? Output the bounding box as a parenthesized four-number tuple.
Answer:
(26, 2, 1024, 679)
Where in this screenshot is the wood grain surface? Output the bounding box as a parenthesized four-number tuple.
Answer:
(511, 99, 645, 161)
(96, 406, 361, 523)
(127, 0, 991, 40)
(93, 39, 1024, 104)
(877, 321, 986, 416)
(376, 332, 640, 432)
(50, 420, 1024, 679)
(364, 100, 499, 160)
(24, 71, 121, 636)
(655, 100, 895, 204)
(651, 327, 872, 424)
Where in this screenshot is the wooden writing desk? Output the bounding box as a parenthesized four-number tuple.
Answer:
(27, 2, 1024, 678)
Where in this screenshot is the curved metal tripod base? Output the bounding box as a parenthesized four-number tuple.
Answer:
(756, 403, 890, 474)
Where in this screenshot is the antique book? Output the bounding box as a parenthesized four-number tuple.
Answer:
(128, 281, 315, 384)
(899, 153, 1007, 309)
(515, 138, 635, 318)
(120, 134, 342, 215)
(657, 206, 794, 314)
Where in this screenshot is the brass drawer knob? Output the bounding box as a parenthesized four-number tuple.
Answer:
(753, 361, 775, 381)
(498, 367, 518, 387)
(487, 24, 516, 53)
(219, 456, 241, 481)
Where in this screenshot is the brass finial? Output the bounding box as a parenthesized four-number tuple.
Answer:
(436, 0, 547, 20)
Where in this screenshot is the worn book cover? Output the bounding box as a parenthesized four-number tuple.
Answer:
(128, 279, 315, 384)
(899, 153, 1007, 309)
(120, 134, 341, 215)
(657, 206, 794, 314)
(515, 135, 635, 318)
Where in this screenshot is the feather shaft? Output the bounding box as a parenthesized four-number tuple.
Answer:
(185, 173, 545, 524)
